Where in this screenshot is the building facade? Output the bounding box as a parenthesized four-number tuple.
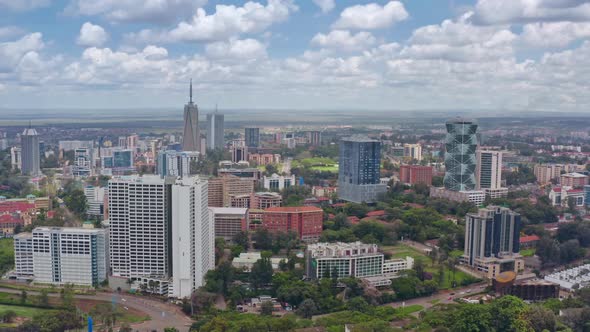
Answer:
(338, 136, 386, 203)
(399, 165, 433, 186)
(307, 131, 322, 146)
(73, 147, 94, 177)
(476, 150, 502, 190)
(29, 227, 107, 286)
(10, 147, 21, 171)
(182, 81, 200, 153)
(14, 232, 34, 278)
(245, 128, 260, 148)
(263, 174, 295, 191)
(208, 175, 255, 207)
(463, 206, 523, 278)
(262, 206, 323, 242)
(560, 173, 589, 188)
(534, 164, 563, 185)
(444, 118, 478, 191)
(209, 207, 248, 242)
(21, 128, 41, 176)
(157, 150, 199, 178)
(206, 113, 224, 150)
(403, 143, 422, 161)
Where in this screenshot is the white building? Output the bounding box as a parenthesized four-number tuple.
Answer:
(430, 187, 486, 205)
(306, 242, 413, 287)
(544, 264, 590, 291)
(10, 147, 21, 171)
(263, 174, 296, 191)
(84, 186, 106, 218)
(549, 186, 585, 207)
(157, 150, 200, 178)
(58, 140, 94, 152)
(169, 177, 213, 299)
(73, 147, 94, 177)
(403, 143, 422, 161)
(29, 227, 107, 286)
(108, 175, 213, 298)
(14, 233, 33, 279)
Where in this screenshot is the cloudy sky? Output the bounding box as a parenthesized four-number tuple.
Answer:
(1, 0, 590, 112)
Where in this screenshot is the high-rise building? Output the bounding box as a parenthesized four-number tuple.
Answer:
(463, 206, 523, 278)
(13, 232, 33, 278)
(206, 113, 225, 150)
(84, 186, 106, 218)
(399, 165, 433, 186)
(170, 177, 213, 298)
(21, 127, 41, 176)
(182, 80, 200, 153)
(73, 147, 94, 177)
(476, 150, 502, 190)
(245, 128, 260, 148)
(232, 146, 249, 163)
(533, 164, 563, 185)
(337, 136, 386, 203)
(108, 175, 212, 298)
(10, 147, 21, 171)
(307, 131, 322, 146)
(444, 118, 478, 191)
(28, 227, 107, 286)
(403, 143, 422, 161)
(157, 150, 199, 178)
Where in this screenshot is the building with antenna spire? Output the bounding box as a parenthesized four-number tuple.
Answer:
(206, 104, 224, 150)
(21, 123, 41, 176)
(182, 79, 200, 153)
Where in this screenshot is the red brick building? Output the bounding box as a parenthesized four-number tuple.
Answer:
(399, 165, 433, 186)
(560, 173, 589, 188)
(262, 206, 323, 242)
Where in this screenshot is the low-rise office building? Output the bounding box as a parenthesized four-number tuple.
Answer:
(210, 207, 248, 241)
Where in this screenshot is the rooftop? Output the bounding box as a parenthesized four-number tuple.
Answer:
(209, 207, 248, 215)
(561, 172, 588, 178)
(341, 135, 380, 143)
(265, 206, 323, 213)
(32, 227, 105, 234)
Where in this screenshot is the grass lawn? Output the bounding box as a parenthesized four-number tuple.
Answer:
(382, 244, 429, 260)
(520, 248, 536, 257)
(0, 238, 14, 275)
(449, 250, 463, 258)
(310, 165, 338, 172)
(395, 305, 423, 316)
(0, 303, 56, 318)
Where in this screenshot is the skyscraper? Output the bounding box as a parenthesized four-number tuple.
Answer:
(476, 150, 502, 190)
(463, 206, 522, 278)
(182, 80, 200, 153)
(245, 127, 260, 148)
(338, 136, 386, 203)
(206, 112, 225, 150)
(108, 175, 212, 298)
(20, 127, 41, 176)
(444, 118, 478, 191)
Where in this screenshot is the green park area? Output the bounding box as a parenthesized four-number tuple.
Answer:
(293, 157, 339, 173)
(520, 248, 536, 257)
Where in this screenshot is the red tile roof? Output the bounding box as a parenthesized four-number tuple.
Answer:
(0, 214, 22, 224)
(519, 235, 540, 243)
(0, 202, 35, 214)
(367, 210, 386, 217)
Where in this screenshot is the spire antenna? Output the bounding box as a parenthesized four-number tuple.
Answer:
(189, 79, 193, 103)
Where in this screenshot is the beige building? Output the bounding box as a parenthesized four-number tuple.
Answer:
(208, 175, 255, 207)
(534, 164, 563, 185)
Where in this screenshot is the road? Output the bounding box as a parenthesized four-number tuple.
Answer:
(0, 287, 193, 332)
(385, 281, 488, 312)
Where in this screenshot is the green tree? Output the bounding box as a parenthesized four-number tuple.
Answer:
(164, 328, 180, 332)
(20, 290, 27, 305)
(38, 289, 49, 307)
(232, 230, 249, 250)
(249, 257, 273, 290)
(1, 310, 16, 323)
(297, 299, 318, 319)
(260, 301, 274, 316)
(526, 305, 556, 332)
(449, 304, 493, 332)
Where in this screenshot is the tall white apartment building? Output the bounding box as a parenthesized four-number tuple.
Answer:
(170, 177, 213, 298)
(157, 150, 200, 178)
(10, 147, 21, 171)
(14, 233, 34, 278)
(84, 186, 106, 218)
(403, 143, 422, 161)
(73, 147, 94, 177)
(108, 175, 213, 298)
(29, 227, 107, 286)
(476, 150, 507, 198)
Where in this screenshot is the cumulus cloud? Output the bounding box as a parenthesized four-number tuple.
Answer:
(332, 1, 408, 30)
(312, 0, 335, 13)
(205, 38, 267, 59)
(0, 0, 50, 11)
(520, 22, 590, 47)
(65, 0, 207, 24)
(0, 33, 44, 72)
(0, 26, 26, 40)
(311, 30, 376, 52)
(77, 22, 109, 47)
(473, 0, 590, 25)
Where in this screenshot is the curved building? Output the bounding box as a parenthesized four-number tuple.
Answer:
(444, 118, 478, 191)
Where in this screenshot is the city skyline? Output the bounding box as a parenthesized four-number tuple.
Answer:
(2, 0, 590, 111)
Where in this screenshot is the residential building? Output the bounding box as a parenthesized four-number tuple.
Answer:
(476, 150, 502, 190)
(399, 165, 433, 186)
(560, 173, 589, 188)
(21, 127, 41, 176)
(209, 207, 248, 241)
(169, 177, 213, 298)
(182, 80, 200, 153)
(263, 174, 295, 191)
(444, 118, 478, 191)
(534, 164, 563, 185)
(549, 186, 585, 207)
(208, 175, 255, 207)
(430, 187, 485, 205)
(261, 206, 323, 242)
(30, 227, 107, 286)
(312, 186, 337, 198)
(403, 143, 422, 161)
(157, 150, 199, 178)
(13, 232, 33, 279)
(245, 128, 260, 148)
(462, 206, 523, 278)
(10, 147, 21, 171)
(307, 131, 322, 146)
(337, 136, 386, 203)
(73, 147, 93, 177)
(206, 113, 224, 150)
(249, 153, 281, 166)
(231, 146, 249, 163)
(306, 242, 414, 287)
(84, 186, 106, 218)
(229, 192, 283, 209)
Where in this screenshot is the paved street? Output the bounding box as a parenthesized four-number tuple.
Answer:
(385, 281, 488, 312)
(0, 287, 193, 332)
